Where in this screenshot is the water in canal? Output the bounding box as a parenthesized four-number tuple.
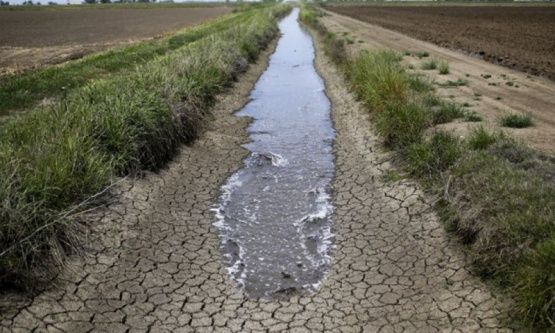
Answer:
(213, 8, 335, 299)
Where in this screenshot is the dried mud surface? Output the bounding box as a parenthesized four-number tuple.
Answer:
(323, 4, 555, 81)
(0, 28, 511, 332)
(0, 7, 231, 75)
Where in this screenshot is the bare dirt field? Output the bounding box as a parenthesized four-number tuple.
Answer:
(0, 7, 231, 74)
(323, 4, 555, 81)
(319, 7, 555, 155)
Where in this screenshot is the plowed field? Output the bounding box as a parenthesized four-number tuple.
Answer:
(323, 4, 555, 81)
(0, 7, 231, 74)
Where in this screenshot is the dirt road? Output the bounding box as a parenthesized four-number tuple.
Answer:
(0, 17, 511, 333)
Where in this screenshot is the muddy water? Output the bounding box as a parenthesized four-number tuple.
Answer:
(213, 8, 335, 299)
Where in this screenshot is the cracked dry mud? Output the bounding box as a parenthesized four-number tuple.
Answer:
(0, 24, 511, 332)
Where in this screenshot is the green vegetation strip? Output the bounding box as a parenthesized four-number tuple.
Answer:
(300, 5, 554, 331)
(0, 3, 273, 116)
(0, 3, 291, 289)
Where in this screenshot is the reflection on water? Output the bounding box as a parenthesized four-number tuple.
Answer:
(213, 8, 335, 299)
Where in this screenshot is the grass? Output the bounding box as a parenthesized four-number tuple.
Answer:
(464, 111, 482, 122)
(438, 61, 450, 75)
(466, 125, 506, 150)
(0, 5, 273, 116)
(439, 77, 468, 87)
(500, 113, 534, 128)
(431, 101, 465, 125)
(416, 51, 430, 59)
(0, 3, 291, 290)
(421, 58, 438, 70)
(300, 4, 555, 329)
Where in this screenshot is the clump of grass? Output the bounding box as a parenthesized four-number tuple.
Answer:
(405, 131, 461, 179)
(439, 78, 468, 87)
(495, 96, 502, 100)
(375, 102, 430, 149)
(500, 113, 534, 128)
(432, 101, 465, 125)
(416, 51, 430, 59)
(506, 81, 515, 87)
(481, 74, 492, 79)
(466, 125, 506, 150)
(438, 61, 450, 75)
(407, 74, 435, 92)
(346, 50, 409, 112)
(422, 93, 442, 107)
(421, 58, 438, 70)
(464, 111, 482, 122)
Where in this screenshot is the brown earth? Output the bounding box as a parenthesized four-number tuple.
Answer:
(319, 8, 555, 155)
(323, 4, 555, 81)
(0, 7, 231, 74)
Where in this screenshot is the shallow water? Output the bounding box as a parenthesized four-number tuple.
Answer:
(213, 8, 335, 299)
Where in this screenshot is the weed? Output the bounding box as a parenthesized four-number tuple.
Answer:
(422, 93, 442, 107)
(408, 74, 435, 92)
(462, 102, 470, 107)
(346, 50, 409, 112)
(439, 78, 468, 87)
(466, 126, 506, 150)
(506, 81, 515, 87)
(416, 51, 430, 59)
(500, 113, 534, 128)
(421, 58, 438, 70)
(432, 101, 465, 125)
(381, 170, 404, 183)
(438, 61, 450, 75)
(495, 96, 502, 100)
(464, 111, 482, 122)
(405, 131, 461, 179)
(481, 74, 492, 79)
(375, 102, 430, 149)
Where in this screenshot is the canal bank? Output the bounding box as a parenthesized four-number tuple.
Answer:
(0, 8, 511, 332)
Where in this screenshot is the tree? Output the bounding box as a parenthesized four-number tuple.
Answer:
(100, 0, 111, 3)
(0, 1, 9, 5)
(83, 0, 96, 3)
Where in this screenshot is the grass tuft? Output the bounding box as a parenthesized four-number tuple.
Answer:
(466, 126, 507, 150)
(438, 61, 450, 75)
(421, 58, 438, 70)
(500, 113, 534, 128)
(406, 131, 462, 179)
(432, 101, 465, 125)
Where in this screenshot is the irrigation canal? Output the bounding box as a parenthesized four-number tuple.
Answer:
(214, 8, 336, 299)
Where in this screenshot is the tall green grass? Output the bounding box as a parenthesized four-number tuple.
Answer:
(300, 4, 554, 330)
(0, 4, 291, 289)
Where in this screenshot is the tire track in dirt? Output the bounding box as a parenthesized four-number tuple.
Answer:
(0, 21, 511, 333)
